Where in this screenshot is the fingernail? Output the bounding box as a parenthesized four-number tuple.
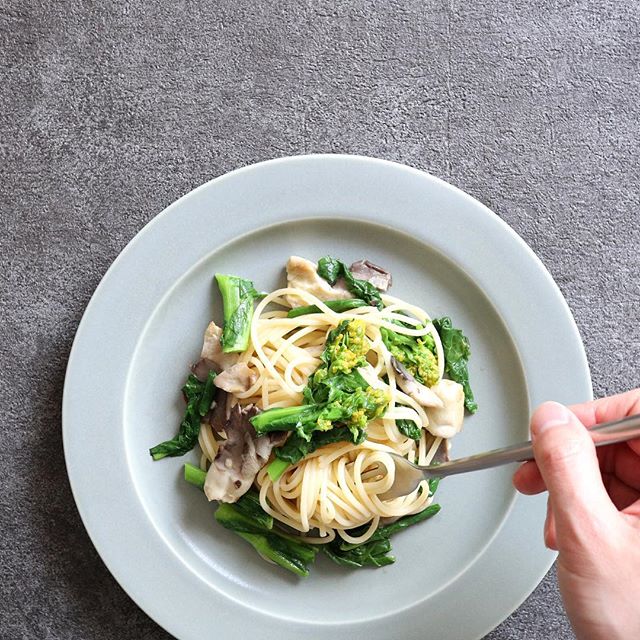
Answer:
(531, 402, 572, 436)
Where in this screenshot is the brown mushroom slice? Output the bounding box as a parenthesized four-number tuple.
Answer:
(425, 379, 465, 439)
(390, 357, 443, 408)
(213, 363, 257, 394)
(349, 259, 392, 291)
(203, 405, 285, 503)
(285, 255, 351, 307)
(206, 389, 228, 434)
(192, 321, 239, 380)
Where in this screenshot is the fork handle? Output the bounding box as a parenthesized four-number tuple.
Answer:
(432, 413, 640, 478)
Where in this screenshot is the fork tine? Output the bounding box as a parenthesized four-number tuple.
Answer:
(378, 453, 428, 500)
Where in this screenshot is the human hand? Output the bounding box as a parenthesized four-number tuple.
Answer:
(513, 390, 640, 640)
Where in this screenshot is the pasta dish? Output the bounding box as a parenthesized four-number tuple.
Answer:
(150, 255, 476, 575)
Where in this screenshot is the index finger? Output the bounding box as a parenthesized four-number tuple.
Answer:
(570, 389, 640, 456)
(570, 389, 640, 426)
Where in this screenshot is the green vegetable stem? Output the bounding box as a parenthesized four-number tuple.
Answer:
(216, 274, 265, 353)
(235, 531, 317, 577)
(184, 462, 207, 489)
(323, 537, 395, 568)
(287, 298, 368, 318)
(396, 418, 422, 441)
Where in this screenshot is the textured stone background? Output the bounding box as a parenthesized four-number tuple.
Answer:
(1, 1, 639, 638)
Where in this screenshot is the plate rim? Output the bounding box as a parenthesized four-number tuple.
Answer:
(63, 153, 592, 640)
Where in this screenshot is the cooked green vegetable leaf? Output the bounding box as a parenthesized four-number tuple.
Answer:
(432, 316, 477, 413)
(287, 298, 368, 318)
(316, 256, 342, 285)
(182, 374, 205, 399)
(338, 503, 441, 552)
(323, 537, 395, 568)
(380, 326, 439, 387)
(149, 371, 217, 460)
(317, 256, 383, 309)
(396, 418, 422, 441)
(371, 503, 441, 539)
(216, 274, 265, 353)
(198, 369, 218, 415)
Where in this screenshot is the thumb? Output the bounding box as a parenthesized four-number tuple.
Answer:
(531, 401, 617, 539)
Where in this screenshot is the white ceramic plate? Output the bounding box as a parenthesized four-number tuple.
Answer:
(63, 155, 591, 640)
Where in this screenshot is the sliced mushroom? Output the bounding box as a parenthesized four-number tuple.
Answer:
(192, 322, 239, 380)
(205, 389, 228, 434)
(390, 357, 444, 408)
(204, 405, 285, 503)
(424, 379, 465, 439)
(192, 359, 214, 381)
(349, 259, 392, 291)
(285, 256, 351, 307)
(213, 363, 257, 394)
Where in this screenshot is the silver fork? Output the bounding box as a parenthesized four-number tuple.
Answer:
(381, 413, 640, 500)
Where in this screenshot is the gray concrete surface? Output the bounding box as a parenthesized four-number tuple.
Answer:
(1, 1, 639, 638)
